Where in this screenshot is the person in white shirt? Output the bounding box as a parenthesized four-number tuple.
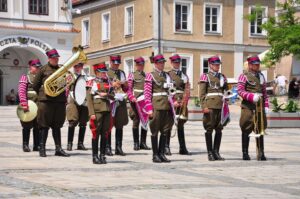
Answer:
(275, 75, 288, 95)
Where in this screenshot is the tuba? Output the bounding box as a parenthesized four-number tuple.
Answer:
(44, 46, 87, 97)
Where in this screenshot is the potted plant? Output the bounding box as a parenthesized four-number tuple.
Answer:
(267, 98, 300, 128)
(187, 97, 203, 121)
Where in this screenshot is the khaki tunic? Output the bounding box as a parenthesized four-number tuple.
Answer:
(107, 68, 129, 128)
(129, 71, 145, 128)
(239, 72, 267, 134)
(32, 63, 66, 128)
(66, 75, 89, 127)
(86, 79, 114, 134)
(168, 70, 188, 126)
(199, 72, 228, 132)
(20, 73, 39, 129)
(149, 71, 174, 134)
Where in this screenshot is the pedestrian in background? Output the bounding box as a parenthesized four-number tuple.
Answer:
(288, 77, 299, 99)
(275, 74, 288, 95)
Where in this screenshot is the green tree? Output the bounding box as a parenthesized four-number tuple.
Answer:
(245, 0, 300, 67)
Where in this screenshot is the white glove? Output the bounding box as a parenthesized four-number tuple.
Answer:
(265, 107, 269, 114)
(253, 93, 262, 103)
(114, 93, 126, 101)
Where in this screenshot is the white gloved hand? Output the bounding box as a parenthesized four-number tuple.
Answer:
(114, 93, 126, 101)
(265, 107, 269, 114)
(253, 93, 262, 103)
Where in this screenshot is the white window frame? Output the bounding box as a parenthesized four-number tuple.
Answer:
(81, 18, 90, 47)
(102, 11, 111, 42)
(200, 55, 222, 75)
(124, 57, 134, 76)
(203, 2, 223, 35)
(173, 0, 193, 34)
(249, 6, 268, 37)
(124, 4, 134, 36)
(173, 53, 194, 89)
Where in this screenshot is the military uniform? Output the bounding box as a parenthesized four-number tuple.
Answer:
(144, 54, 174, 163)
(32, 49, 69, 157)
(18, 59, 41, 152)
(87, 63, 114, 164)
(166, 54, 190, 155)
(105, 56, 129, 156)
(199, 56, 228, 161)
(238, 55, 269, 161)
(127, 57, 150, 151)
(66, 71, 89, 151)
(167, 69, 190, 155)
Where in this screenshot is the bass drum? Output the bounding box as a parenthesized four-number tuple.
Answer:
(74, 75, 87, 105)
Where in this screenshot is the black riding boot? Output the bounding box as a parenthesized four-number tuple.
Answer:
(39, 128, 49, 157)
(33, 127, 40, 151)
(92, 137, 101, 164)
(213, 130, 225, 160)
(67, 127, 75, 151)
(151, 135, 161, 163)
(178, 127, 190, 155)
(140, 127, 151, 150)
(164, 131, 172, 156)
(115, 128, 126, 156)
(105, 131, 113, 156)
(77, 126, 87, 150)
(256, 136, 267, 161)
(99, 133, 107, 164)
(53, 128, 70, 157)
(242, 133, 251, 160)
(205, 132, 215, 161)
(159, 134, 171, 163)
(132, 128, 140, 151)
(22, 128, 31, 152)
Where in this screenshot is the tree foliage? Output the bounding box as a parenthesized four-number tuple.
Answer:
(246, 0, 300, 67)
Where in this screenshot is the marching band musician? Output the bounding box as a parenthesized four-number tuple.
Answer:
(66, 63, 89, 151)
(32, 49, 70, 157)
(199, 55, 228, 161)
(127, 57, 151, 151)
(86, 63, 114, 164)
(166, 54, 190, 155)
(106, 55, 129, 156)
(144, 54, 174, 163)
(238, 55, 269, 161)
(18, 59, 42, 152)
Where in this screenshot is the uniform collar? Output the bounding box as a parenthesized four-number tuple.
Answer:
(154, 68, 164, 76)
(209, 70, 218, 77)
(48, 62, 59, 69)
(137, 70, 145, 75)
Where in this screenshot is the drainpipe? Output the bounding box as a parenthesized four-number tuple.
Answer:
(158, 0, 161, 54)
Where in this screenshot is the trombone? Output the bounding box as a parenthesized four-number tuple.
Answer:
(249, 96, 267, 138)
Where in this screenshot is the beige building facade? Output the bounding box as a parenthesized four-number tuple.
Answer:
(72, 0, 275, 96)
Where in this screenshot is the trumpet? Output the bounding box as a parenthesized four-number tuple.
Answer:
(250, 96, 267, 138)
(178, 81, 190, 121)
(168, 87, 177, 96)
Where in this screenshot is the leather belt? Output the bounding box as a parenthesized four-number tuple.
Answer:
(206, 93, 223, 97)
(134, 89, 143, 92)
(93, 95, 106, 99)
(153, 92, 168, 96)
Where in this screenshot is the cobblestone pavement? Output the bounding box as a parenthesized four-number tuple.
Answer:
(0, 104, 299, 199)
